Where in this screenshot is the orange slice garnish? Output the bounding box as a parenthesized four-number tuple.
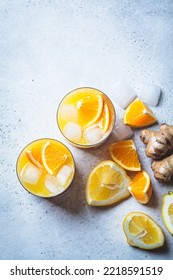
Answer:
(76, 93, 103, 127)
(97, 102, 110, 132)
(41, 141, 67, 175)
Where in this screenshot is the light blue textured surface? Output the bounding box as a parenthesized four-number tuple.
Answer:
(0, 0, 173, 260)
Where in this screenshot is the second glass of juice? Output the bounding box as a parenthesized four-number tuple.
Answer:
(16, 139, 75, 197)
(57, 87, 116, 148)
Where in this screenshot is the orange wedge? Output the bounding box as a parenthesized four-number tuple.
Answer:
(41, 141, 68, 175)
(76, 93, 103, 127)
(97, 102, 110, 132)
(128, 171, 152, 204)
(123, 98, 157, 127)
(109, 140, 141, 171)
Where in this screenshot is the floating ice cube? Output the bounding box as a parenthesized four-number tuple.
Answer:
(113, 120, 134, 141)
(56, 165, 73, 186)
(59, 104, 78, 122)
(113, 82, 137, 109)
(84, 125, 104, 144)
(44, 174, 63, 195)
(63, 121, 82, 143)
(20, 163, 42, 185)
(138, 83, 161, 106)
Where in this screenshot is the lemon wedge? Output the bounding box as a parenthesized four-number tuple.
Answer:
(86, 160, 131, 206)
(162, 192, 173, 235)
(123, 212, 165, 250)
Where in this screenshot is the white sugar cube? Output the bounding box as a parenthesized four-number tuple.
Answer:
(113, 120, 134, 141)
(56, 165, 73, 186)
(20, 163, 42, 185)
(113, 82, 137, 109)
(139, 84, 161, 106)
(84, 125, 104, 144)
(44, 174, 63, 195)
(59, 104, 78, 122)
(63, 121, 82, 143)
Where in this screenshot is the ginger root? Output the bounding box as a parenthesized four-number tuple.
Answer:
(140, 124, 173, 182)
(152, 154, 173, 182)
(140, 124, 173, 160)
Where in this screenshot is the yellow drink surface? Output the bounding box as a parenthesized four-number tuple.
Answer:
(16, 139, 74, 197)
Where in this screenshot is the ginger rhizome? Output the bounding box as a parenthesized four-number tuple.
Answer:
(140, 124, 173, 160)
(140, 124, 173, 182)
(152, 154, 173, 182)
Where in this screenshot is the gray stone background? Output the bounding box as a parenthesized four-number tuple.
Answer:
(0, 0, 173, 260)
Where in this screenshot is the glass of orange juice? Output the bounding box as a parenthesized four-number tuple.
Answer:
(57, 87, 116, 148)
(16, 138, 75, 197)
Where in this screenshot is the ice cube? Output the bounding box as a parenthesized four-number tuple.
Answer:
(113, 82, 137, 109)
(59, 104, 78, 122)
(56, 165, 73, 186)
(84, 125, 104, 144)
(20, 163, 42, 185)
(138, 83, 161, 106)
(63, 121, 82, 143)
(44, 174, 63, 195)
(113, 120, 134, 141)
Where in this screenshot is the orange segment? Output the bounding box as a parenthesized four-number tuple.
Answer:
(109, 140, 141, 171)
(76, 93, 103, 127)
(128, 171, 152, 204)
(97, 102, 110, 132)
(41, 141, 68, 175)
(123, 98, 157, 127)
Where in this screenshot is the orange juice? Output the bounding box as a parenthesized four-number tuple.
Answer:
(16, 139, 75, 197)
(57, 88, 116, 148)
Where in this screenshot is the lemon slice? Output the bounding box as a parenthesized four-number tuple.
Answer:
(123, 212, 165, 250)
(162, 192, 173, 235)
(41, 141, 68, 175)
(26, 150, 43, 168)
(86, 160, 131, 206)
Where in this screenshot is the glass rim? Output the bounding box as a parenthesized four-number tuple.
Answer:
(16, 137, 75, 198)
(56, 86, 116, 148)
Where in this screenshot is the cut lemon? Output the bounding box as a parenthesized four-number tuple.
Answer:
(97, 102, 110, 132)
(162, 192, 173, 235)
(26, 150, 43, 168)
(42, 141, 68, 175)
(128, 171, 152, 204)
(76, 93, 103, 127)
(123, 212, 165, 250)
(123, 98, 157, 127)
(109, 140, 141, 171)
(86, 160, 131, 206)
